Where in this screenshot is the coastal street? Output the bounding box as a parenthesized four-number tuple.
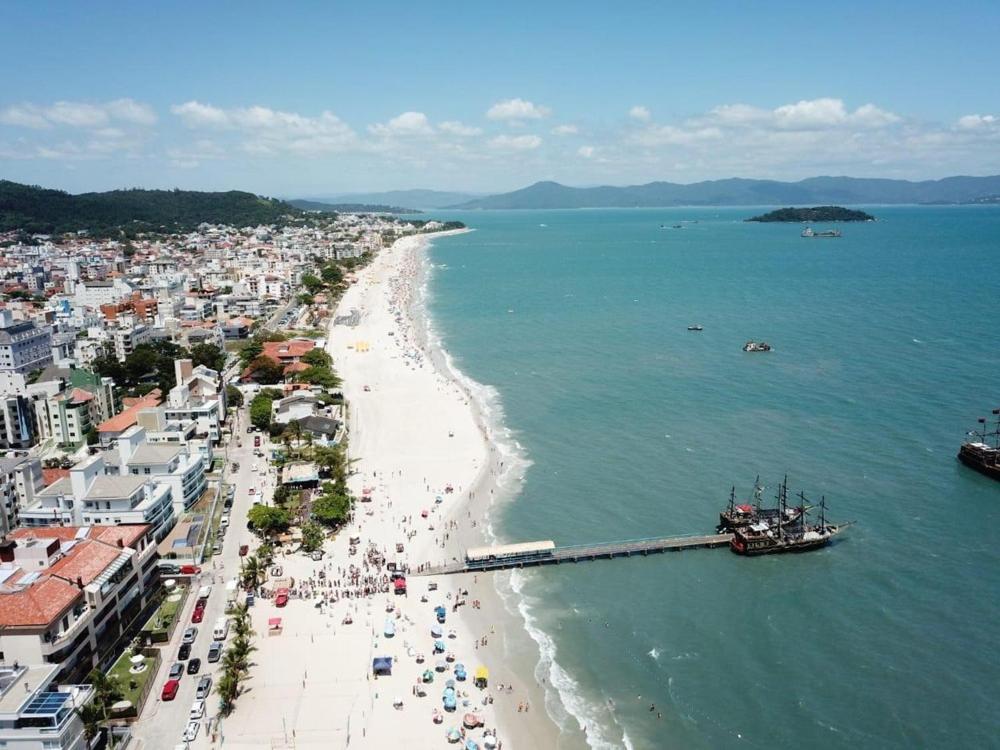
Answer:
(132, 407, 270, 750)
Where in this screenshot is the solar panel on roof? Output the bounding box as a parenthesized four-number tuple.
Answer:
(22, 692, 69, 715)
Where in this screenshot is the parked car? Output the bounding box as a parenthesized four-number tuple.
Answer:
(161, 679, 180, 701)
(187, 658, 202, 675)
(182, 722, 200, 742)
(220, 517, 229, 528)
(275, 588, 289, 608)
(207, 642, 223, 663)
(191, 607, 204, 624)
(195, 676, 213, 700)
(168, 663, 184, 680)
(180, 565, 201, 575)
(190, 700, 205, 720)
(212, 542, 222, 555)
(178, 643, 191, 660)
(182, 627, 197, 644)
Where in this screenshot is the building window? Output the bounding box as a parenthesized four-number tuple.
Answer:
(143, 467, 150, 475)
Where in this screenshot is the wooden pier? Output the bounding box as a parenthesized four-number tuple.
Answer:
(414, 533, 733, 576)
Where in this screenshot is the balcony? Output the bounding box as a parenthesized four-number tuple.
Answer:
(41, 606, 91, 654)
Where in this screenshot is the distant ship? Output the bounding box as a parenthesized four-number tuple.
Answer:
(730, 480, 847, 555)
(687, 324, 703, 331)
(743, 341, 772, 352)
(801, 227, 842, 238)
(958, 408, 1000, 481)
(717, 478, 804, 533)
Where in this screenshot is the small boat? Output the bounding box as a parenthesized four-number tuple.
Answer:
(742, 341, 772, 352)
(801, 227, 842, 238)
(957, 408, 1000, 481)
(687, 324, 703, 331)
(672, 224, 683, 229)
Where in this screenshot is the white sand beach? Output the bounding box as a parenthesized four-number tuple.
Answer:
(221, 232, 562, 749)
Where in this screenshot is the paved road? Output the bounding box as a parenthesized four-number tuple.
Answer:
(132, 407, 275, 750)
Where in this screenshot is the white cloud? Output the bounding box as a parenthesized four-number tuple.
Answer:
(439, 121, 482, 136)
(170, 102, 358, 155)
(705, 98, 899, 131)
(628, 105, 651, 122)
(632, 124, 723, 147)
(0, 98, 157, 130)
(956, 114, 998, 130)
(0, 106, 50, 129)
(578, 145, 595, 158)
(552, 124, 578, 136)
(171, 101, 230, 128)
(369, 111, 434, 137)
(489, 134, 542, 151)
(486, 98, 551, 121)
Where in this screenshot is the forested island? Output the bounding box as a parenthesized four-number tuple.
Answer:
(746, 206, 876, 223)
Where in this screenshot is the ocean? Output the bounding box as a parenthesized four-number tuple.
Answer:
(423, 207, 1000, 750)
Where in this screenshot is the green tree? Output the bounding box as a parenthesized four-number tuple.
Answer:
(300, 521, 324, 552)
(294, 365, 341, 389)
(225, 384, 244, 408)
(249, 393, 274, 431)
(215, 670, 239, 716)
(297, 292, 314, 306)
(238, 339, 263, 367)
(300, 348, 332, 368)
(247, 505, 290, 536)
(190, 343, 227, 372)
(74, 701, 104, 746)
(301, 273, 323, 294)
(311, 492, 352, 528)
(320, 265, 343, 285)
(245, 355, 284, 385)
(241, 555, 263, 591)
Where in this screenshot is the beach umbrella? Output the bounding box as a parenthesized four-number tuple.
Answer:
(482, 735, 497, 749)
(436, 660, 448, 672)
(447, 728, 462, 743)
(465, 741, 479, 750)
(463, 713, 479, 729)
(434, 639, 446, 652)
(129, 654, 144, 665)
(445, 679, 455, 688)
(455, 663, 465, 671)
(422, 669, 434, 682)
(431, 625, 443, 637)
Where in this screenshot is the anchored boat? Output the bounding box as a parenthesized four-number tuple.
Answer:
(730, 480, 847, 555)
(717, 478, 805, 533)
(958, 408, 1000, 481)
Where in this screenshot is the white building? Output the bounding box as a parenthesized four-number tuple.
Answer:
(0, 458, 43, 536)
(71, 279, 133, 310)
(0, 311, 53, 375)
(0, 664, 93, 750)
(112, 425, 207, 516)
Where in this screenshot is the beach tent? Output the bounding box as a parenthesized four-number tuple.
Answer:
(474, 667, 488, 688)
(372, 657, 393, 676)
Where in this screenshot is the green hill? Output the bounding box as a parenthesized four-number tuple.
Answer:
(0, 180, 300, 235)
(288, 199, 420, 214)
(746, 206, 876, 222)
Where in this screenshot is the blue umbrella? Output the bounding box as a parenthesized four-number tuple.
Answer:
(434, 639, 446, 652)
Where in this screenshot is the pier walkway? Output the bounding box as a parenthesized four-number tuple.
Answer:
(415, 533, 733, 576)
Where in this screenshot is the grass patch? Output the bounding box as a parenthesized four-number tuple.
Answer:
(145, 592, 184, 641)
(107, 648, 159, 707)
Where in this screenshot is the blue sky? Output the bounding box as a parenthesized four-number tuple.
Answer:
(2, 0, 998, 195)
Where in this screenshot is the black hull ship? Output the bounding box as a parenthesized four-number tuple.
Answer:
(958, 408, 1000, 482)
(729, 479, 847, 556)
(717, 479, 804, 533)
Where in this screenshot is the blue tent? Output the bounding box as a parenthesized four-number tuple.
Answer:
(372, 657, 392, 675)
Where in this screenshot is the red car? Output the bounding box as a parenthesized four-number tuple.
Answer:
(275, 588, 289, 608)
(161, 679, 180, 701)
(191, 607, 204, 623)
(180, 565, 201, 575)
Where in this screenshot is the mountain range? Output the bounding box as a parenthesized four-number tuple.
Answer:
(449, 176, 1000, 209)
(308, 189, 482, 210)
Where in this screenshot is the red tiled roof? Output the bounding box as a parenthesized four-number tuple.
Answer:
(99, 391, 161, 433)
(0, 576, 82, 627)
(262, 340, 315, 361)
(10, 525, 149, 551)
(283, 361, 309, 374)
(69, 388, 94, 404)
(48, 540, 120, 586)
(42, 468, 70, 486)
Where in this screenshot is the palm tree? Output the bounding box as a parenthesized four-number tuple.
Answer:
(288, 420, 302, 448)
(215, 670, 239, 716)
(241, 556, 262, 591)
(88, 669, 123, 705)
(75, 701, 104, 746)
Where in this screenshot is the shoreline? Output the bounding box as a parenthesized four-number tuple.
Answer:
(328, 230, 562, 748)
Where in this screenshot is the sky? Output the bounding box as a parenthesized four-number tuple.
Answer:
(2, 0, 999, 196)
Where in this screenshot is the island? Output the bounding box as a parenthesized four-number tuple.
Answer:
(745, 206, 876, 223)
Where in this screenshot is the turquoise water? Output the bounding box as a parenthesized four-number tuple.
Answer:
(425, 208, 1000, 750)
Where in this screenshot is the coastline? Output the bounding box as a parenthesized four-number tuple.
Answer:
(327, 230, 563, 748)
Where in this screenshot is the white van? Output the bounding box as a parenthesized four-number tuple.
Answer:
(198, 585, 212, 601)
(213, 617, 230, 641)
